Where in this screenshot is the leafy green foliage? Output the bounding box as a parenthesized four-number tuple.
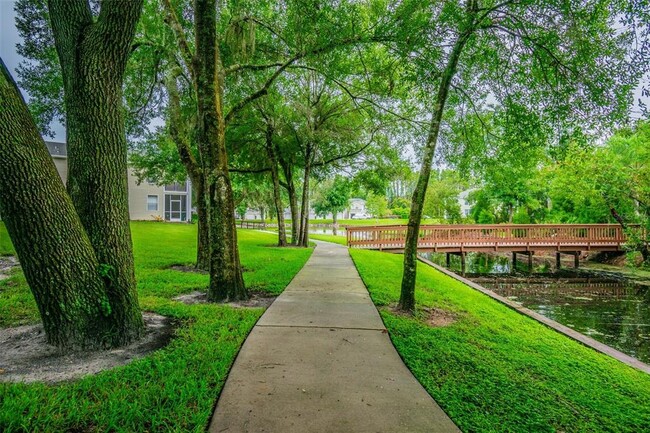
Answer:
(14, 0, 63, 137)
(365, 192, 389, 218)
(312, 176, 352, 219)
(422, 170, 465, 222)
(350, 248, 650, 432)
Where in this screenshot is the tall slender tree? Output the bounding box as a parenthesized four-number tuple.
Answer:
(190, 0, 246, 301)
(398, 0, 648, 312)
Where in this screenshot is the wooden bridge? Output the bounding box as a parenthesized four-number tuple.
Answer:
(346, 224, 629, 270)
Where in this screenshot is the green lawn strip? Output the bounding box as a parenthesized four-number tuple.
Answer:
(0, 222, 313, 431)
(349, 248, 650, 433)
(309, 233, 348, 245)
(0, 223, 15, 256)
(0, 222, 314, 324)
(0, 299, 261, 432)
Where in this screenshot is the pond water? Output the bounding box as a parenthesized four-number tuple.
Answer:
(421, 252, 650, 363)
(283, 226, 345, 236)
(309, 227, 344, 236)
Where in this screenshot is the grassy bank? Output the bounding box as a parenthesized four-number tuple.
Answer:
(582, 261, 650, 286)
(0, 222, 313, 432)
(350, 248, 650, 433)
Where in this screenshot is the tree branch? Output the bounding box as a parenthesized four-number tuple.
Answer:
(161, 0, 196, 83)
(224, 35, 385, 125)
(224, 62, 286, 75)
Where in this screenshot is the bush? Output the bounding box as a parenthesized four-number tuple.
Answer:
(477, 209, 495, 224)
(391, 207, 410, 219)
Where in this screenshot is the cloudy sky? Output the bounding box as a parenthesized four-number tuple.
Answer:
(0, 0, 647, 143)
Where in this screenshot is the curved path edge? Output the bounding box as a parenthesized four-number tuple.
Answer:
(209, 241, 460, 432)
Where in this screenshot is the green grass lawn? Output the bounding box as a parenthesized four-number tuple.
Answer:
(350, 248, 650, 433)
(0, 223, 15, 256)
(0, 221, 313, 432)
(308, 233, 348, 245)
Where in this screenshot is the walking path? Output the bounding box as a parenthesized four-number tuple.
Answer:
(209, 241, 460, 433)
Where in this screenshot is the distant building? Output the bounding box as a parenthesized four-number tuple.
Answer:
(457, 189, 477, 218)
(344, 198, 369, 219)
(47, 141, 192, 222)
(241, 198, 369, 221)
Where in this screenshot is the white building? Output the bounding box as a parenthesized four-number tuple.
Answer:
(48, 141, 192, 222)
(457, 188, 477, 218)
(344, 198, 369, 219)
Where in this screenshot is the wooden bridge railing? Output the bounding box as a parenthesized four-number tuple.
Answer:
(346, 224, 628, 253)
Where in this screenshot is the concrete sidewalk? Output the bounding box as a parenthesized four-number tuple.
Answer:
(209, 241, 460, 433)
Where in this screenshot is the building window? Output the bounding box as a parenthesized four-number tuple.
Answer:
(147, 195, 159, 211)
(164, 181, 187, 192)
(164, 194, 188, 221)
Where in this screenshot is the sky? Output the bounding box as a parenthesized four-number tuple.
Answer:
(0, 0, 66, 140)
(0, 0, 647, 143)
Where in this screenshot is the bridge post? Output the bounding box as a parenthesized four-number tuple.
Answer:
(556, 252, 561, 270)
(574, 252, 580, 269)
(528, 253, 533, 272)
(512, 252, 517, 271)
(446, 253, 451, 268)
(460, 252, 466, 275)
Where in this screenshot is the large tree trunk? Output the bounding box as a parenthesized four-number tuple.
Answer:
(399, 29, 471, 313)
(265, 124, 288, 246)
(195, 0, 246, 301)
(48, 1, 144, 343)
(280, 157, 300, 245)
(0, 59, 126, 350)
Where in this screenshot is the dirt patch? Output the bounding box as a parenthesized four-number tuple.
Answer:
(0, 256, 19, 281)
(421, 307, 458, 327)
(174, 291, 209, 304)
(0, 313, 174, 383)
(174, 290, 277, 308)
(167, 264, 208, 274)
(387, 305, 458, 328)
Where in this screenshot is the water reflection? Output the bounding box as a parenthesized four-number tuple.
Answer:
(421, 252, 650, 363)
(285, 226, 344, 236)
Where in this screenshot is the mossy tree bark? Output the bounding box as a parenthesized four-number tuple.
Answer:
(42, 1, 146, 343)
(399, 29, 473, 313)
(0, 58, 132, 350)
(195, 0, 247, 301)
(193, 177, 211, 270)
